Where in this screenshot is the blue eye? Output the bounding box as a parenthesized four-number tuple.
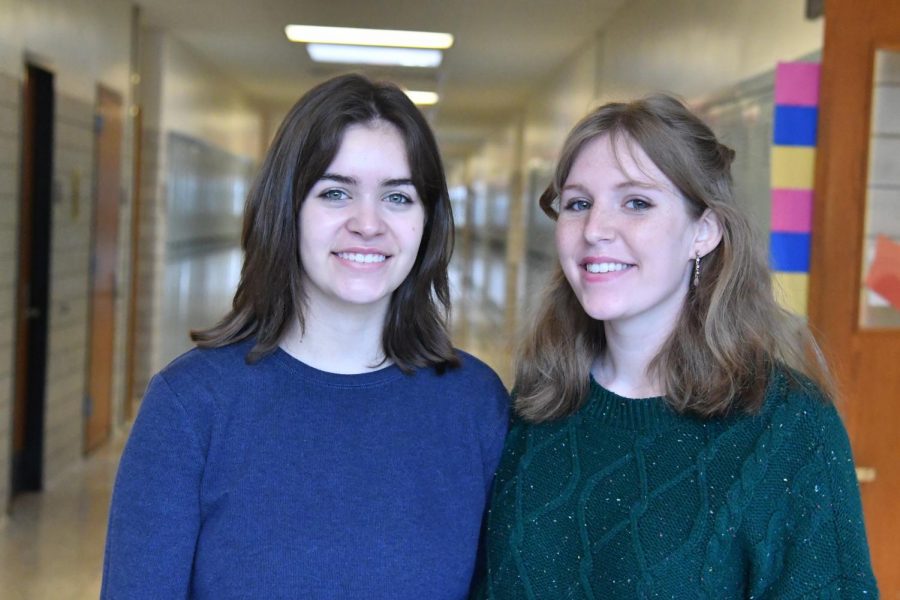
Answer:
(625, 198, 651, 210)
(385, 192, 412, 205)
(320, 188, 348, 201)
(563, 198, 591, 212)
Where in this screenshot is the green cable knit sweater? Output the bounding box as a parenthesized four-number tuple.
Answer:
(475, 369, 878, 599)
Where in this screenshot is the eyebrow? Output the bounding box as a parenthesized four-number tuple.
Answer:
(319, 173, 415, 188)
(616, 179, 663, 191)
(561, 179, 664, 194)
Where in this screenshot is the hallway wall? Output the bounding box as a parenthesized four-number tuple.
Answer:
(0, 2, 265, 510)
(596, 0, 823, 102)
(0, 71, 20, 514)
(130, 28, 264, 401)
(0, 0, 134, 506)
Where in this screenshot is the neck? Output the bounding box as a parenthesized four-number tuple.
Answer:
(593, 316, 676, 400)
(279, 299, 390, 374)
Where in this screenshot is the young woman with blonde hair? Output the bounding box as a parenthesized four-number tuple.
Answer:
(475, 94, 877, 598)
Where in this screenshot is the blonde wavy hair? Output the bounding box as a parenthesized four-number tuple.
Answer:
(515, 94, 833, 422)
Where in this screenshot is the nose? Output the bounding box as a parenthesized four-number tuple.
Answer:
(583, 203, 616, 244)
(347, 198, 385, 238)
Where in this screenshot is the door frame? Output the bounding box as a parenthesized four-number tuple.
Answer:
(84, 85, 123, 453)
(12, 63, 55, 495)
(810, 0, 900, 591)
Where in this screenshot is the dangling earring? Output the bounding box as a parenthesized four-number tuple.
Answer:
(693, 252, 701, 288)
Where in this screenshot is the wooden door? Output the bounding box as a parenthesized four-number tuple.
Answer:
(811, 0, 900, 594)
(84, 86, 122, 453)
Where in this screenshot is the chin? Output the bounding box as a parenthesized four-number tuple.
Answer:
(575, 297, 622, 322)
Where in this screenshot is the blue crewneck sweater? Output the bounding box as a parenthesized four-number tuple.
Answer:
(102, 340, 509, 599)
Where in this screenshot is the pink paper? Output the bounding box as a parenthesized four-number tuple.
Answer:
(771, 189, 813, 233)
(865, 235, 900, 311)
(774, 62, 820, 107)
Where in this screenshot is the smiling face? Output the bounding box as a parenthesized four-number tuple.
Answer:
(299, 120, 425, 316)
(555, 133, 721, 335)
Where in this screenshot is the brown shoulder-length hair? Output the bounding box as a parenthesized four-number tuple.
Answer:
(192, 73, 459, 372)
(516, 93, 833, 421)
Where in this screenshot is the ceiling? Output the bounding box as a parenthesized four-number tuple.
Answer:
(136, 0, 628, 164)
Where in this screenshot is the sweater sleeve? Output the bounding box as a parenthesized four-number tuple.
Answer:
(101, 373, 208, 599)
(749, 399, 879, 599)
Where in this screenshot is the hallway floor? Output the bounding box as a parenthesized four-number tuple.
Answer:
(0, 238, 522, 599)
(0, 437, 123, 599)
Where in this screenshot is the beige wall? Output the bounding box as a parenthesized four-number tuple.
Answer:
(0, 71, 21, 513)
(158, 32, 263, 161)
(0, 1, 266, 508)
(596, 0, 822, 102)
(0, 0, 132, 98)
(0, 0, 134, 504)
(130, 28, 265, 397)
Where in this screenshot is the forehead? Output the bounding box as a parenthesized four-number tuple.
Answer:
(328, 120, 411, 173)
(569, 133, 671, 188)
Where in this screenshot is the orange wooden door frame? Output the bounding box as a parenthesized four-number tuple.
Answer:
(811, 0, 900, 593)
(84, 86, 122, 453)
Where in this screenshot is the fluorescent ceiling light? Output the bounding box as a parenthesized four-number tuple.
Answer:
(405, 90, 439, 106)
(307, 44, 442, 68)
(286, 25, 453, 49)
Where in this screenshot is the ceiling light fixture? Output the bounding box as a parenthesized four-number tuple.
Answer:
(404, 91, 439, 106)
(285, 25, 454, 49)
(306, 44, 443, 68)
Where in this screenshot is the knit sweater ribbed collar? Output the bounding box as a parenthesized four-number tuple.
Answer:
(582, 376, 694, 433)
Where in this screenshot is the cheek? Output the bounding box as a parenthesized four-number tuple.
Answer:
(555, 220, 580, 255)
(408, 210, 426, 247)
(298, 204, 320, 239)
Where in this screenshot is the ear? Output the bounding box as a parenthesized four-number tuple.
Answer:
(692, 208, 723, 258)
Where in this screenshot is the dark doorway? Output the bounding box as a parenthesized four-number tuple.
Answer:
(12, 64, 54, 495)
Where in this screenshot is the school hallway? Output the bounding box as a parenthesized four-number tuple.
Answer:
(2, 0, 899, 597)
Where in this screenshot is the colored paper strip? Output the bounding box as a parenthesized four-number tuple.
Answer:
(770, 146, 816, 189)
(773, 272, 809, 316)
(771, 189, 813, 233)
(770, 231, 811, 272)
(774, 62, 820, 107)
(864, 235, 900, 311)
(773, 106, 818, 146)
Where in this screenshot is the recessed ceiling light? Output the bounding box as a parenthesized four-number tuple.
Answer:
(285, 25, 454, 49)
(405, 90, 439, 106)
(307, 44, 443, 68)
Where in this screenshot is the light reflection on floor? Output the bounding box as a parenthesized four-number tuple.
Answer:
(0, 236, 521, 599)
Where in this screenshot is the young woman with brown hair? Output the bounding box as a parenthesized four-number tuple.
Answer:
(475, 94, 877, 598)
(102, 74, 508, 599)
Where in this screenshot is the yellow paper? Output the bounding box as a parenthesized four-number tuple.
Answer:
(770, 146, 816, 189)
(773, 271, 809, 316)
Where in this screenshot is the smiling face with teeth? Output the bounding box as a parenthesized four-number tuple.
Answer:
(299, 120, 425, 315)
(555, 133, 721, 335)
